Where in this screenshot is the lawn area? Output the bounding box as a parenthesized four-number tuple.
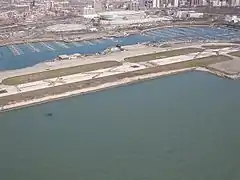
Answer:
(2, 61, 122, 85)
(184, 55, 232, 67)
(124, 48, 203, 63)
(228, 51, 240, 57)
(202, 45, 235, 49)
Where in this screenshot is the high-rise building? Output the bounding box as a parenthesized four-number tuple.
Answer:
(152, 0, 161, 7)
(173, 0, 179, 6)
(94, 0, 103, 12)
(231, 0, 240, 6)
(138, 0, 146, 9)
(83, 5, 96, 16)
(129, 0, 140, 10)
(202, 0, 208, 5)
(145, 0, 153, 8)
(190, 0, 203, 6)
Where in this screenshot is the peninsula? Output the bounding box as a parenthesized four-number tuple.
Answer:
(0, 42, 240, 112)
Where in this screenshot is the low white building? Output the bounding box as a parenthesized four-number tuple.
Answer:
(45, 24, 87, 32)
(225, 15, 240, 23)
(98, 11, 145, 21)
(188, 12, 204, 18)
(175, 11, 203, 19)
(212, 0, 227, 6)
(57, 54, 69, 60)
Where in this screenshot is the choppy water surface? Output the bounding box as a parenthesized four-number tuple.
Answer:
(0, 71, 240, 180)
(0, 26, 240, 70)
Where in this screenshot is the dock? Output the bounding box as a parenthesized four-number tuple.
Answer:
(94, 39, 102, 43)
(85, 41, 94, 45)
(72, 42, 82, 47)
(25, 43, 40, 52)
(8, 45, 22, 56)
(55, 42, 69, 48)
(40, 42, 55, 51)
(145, 31, 158, 37)
(153, 31, 172, 38)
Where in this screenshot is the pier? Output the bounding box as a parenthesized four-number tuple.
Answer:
(72, 42, 82, 47)
(145, 31, 158, 37)
(55, 42, 69, 48)
(85, 41, 94, 45)
(25, 43, 40, 52)
(94, 39, 102, 43)
(160, 30, 177, 37)
(8, 45, 22, 56)
(153, 31, 173, 38)
(40, 42, 55, 51)
(166, 28, 188, 36)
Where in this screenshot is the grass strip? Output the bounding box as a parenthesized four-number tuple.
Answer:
(202, 45, 234, 49)
(2, 61, 122, 85)
(228, 51, 240, 57)
(124, 48, 202, 63)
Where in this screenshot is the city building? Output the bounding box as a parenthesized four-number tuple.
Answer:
(173, 0, 179, 7)
(202, 0, 208, 6)
(152, 0, 161, 7)
(129, 0, 140, 10)
(225, 15, 240, 23)
(138, 0, 146, 9)
(83, 5, 98, 18)
(145, 0, 153, 8)
(190, 0, 203, 6)
(231, 0, 240, 6)
(152, 0, 179, 7)
(94, 0, 103, 12)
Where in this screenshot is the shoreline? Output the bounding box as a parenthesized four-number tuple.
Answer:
(195, 67, 240, 80)
(1, 67, 239, 113)
(0, 23, 215, 47)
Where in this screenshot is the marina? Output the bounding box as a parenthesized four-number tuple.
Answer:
(0, 26, 240, 70)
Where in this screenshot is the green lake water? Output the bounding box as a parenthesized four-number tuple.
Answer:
(0, 71, 240, 180)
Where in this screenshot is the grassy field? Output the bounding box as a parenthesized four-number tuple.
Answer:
(184, 55, 232, 67)
(228, 51, 240, 57)
(124, 48, 202, 63)
(2, 61, 122, 85)
(0, 55, 231, 106)
(202, 45, 235, 49)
